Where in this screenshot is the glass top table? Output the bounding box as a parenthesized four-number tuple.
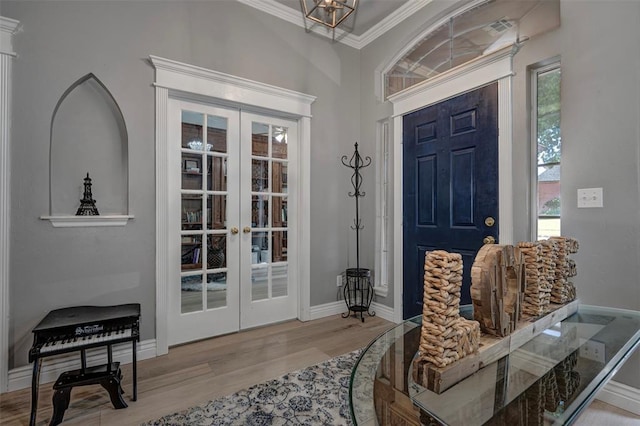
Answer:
(349, 304, 640, 425)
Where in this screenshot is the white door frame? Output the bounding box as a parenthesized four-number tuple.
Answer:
(388, 45, 517, 323)
(151, 56, 315, 355)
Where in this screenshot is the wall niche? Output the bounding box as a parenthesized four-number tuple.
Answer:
(42, 73, 133, 227)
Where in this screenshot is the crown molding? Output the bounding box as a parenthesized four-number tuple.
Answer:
(0, 17, 20, 57)
(149, 55, 316, 117)
(356, 0, 433, 48)
(237, 0, 433, 50)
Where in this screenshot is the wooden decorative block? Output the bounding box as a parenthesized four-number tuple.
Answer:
(470, 244, 525, 337)
(412, 300, 579, 394)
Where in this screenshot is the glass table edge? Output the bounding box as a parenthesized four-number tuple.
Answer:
(559, 305, 640, 424)
(349, 317, 421, 423)
(349, 304, 640, 426)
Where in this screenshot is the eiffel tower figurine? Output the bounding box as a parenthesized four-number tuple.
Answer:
(76, 173, 99, 216)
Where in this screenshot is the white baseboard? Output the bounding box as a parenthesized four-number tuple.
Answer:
(596, 380, 640, 416)
(7, 339, 157, 392)
(307, 300, 395, 323)
(308, 301, 347, 320)
(371, 301, 395, 322)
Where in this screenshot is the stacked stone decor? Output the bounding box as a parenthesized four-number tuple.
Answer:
(549, 236, 579, 303)
(517, 237, 579, 316)
(517, 242, 550, 316)
(414, 240, 579, 395)
(419, 250, 480, 368)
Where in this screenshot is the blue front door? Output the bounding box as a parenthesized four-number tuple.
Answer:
(402, 83, 499, 319)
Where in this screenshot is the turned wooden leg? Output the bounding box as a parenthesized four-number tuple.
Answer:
(100, 374, 128, 409)
(30, 358, 41, 426)
(50, 387, 71, 426)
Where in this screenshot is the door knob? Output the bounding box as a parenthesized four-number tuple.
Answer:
(484, 217, 495, 227)
(483, 235, 496, 245)
(243, 226, 251, 234)
(230, 227, 239, 235)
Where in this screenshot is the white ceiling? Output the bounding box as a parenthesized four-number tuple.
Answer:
(237, 0, 432, 49)
(239, 0, 560, 53)
(272, 0, 413, 36)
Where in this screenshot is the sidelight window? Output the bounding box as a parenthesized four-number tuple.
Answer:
(533, 63, 561, 239)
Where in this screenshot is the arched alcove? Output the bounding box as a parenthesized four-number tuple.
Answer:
(43, 73, 133, 226)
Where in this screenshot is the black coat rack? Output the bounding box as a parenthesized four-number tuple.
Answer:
(341, 142, 375, 321)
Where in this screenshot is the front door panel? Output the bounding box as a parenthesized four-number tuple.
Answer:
(403, 83, 499, 319)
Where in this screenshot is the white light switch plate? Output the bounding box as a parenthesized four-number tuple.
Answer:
(577, 187, 603, 208)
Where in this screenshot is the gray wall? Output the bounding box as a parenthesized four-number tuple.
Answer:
(358, 0, 465, 308)
(4, 0, 360, 369)
(5, 0, 639, 390)
(359, 0, 640, 388)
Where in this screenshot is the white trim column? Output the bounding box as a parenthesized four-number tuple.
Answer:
(0, 16, 20, 393)
(389, 45, 517, 322)
(154, 85, 170, 355)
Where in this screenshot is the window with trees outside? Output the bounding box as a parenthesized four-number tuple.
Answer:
(534, 64, 561, 239)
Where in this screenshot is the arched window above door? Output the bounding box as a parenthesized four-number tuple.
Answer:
(384, 0, 560, 98)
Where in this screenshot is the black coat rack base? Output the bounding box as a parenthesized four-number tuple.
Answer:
(342, 268, 375, 322)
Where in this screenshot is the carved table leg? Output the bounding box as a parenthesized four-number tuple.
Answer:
(100, 372, 128, 409)
(49, 387, 72, 426)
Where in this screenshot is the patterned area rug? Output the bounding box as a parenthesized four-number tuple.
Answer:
(143, 350, 361, 426)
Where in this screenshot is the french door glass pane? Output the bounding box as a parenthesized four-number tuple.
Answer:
(207, 195, 226, 230)
(181, 234, 202, 271)
(252, 122, 269, 157)
(207, 156, 227, 191)
(272, 265, 288, 297)
(180, 112, 231, 314)
(182, 153, 202, 190)
(181, 110, 204, 150)
(272, 196, 287, 227)
(182, 196, 202, 231)
(207, 272, 227, 309)
(248, 120, 290, 305)
(272, 126, 288, 159)
(252, 195, 269, 228)
(272, 161, 287, 194)
(252, 231, 269, 264)
(181, 274, 203, 313)
(272, 231, 287, 262)
(252, 267, 268, 301)
(252, 159, 269, 192)
(207, 115, 227, 153)
(207, 234, 227, 269)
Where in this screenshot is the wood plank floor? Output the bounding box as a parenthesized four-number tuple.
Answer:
(0, 314, 637, 425)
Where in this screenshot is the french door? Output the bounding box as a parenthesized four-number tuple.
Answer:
(168, 100, 297, 345)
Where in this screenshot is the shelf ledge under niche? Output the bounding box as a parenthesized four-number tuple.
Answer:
(40, 215, 134, 228)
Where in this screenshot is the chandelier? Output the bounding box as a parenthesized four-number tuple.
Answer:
(302, 0, 358, 29)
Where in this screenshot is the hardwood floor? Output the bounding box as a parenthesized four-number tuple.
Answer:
(0, 314, 637, 425)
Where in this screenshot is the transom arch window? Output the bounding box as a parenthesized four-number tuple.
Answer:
(382, 0, 560, 98)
